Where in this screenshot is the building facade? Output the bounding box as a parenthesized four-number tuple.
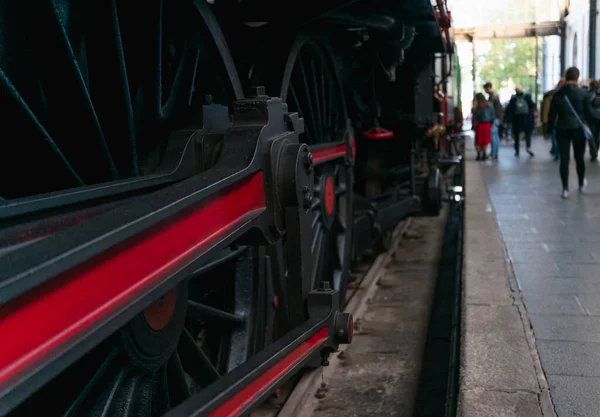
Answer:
(560, 0, 599, 83)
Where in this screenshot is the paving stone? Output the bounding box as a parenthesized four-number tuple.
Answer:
(572, 293, 600, 315)
(461, 144, 552, 417)
(505, 241, 589, 253)
(465, 305, 525, 335)
(547, 375, 600, 417)
(537, 340, 600, 377)
(512, 263, 563, 278)
(459, 390, 542, 417)
(462, 327, 538, 392)
(518, 276, 600, 294)
(508, 251, 598, 264)
(529, 314, 600, 342)
(522, 293, 586, 316)
(499, 230, 579, 243)
(464, 259, 512, 306)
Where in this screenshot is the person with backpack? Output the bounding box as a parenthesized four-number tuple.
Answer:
(588, 80, 600, 161)
(484, 82, 504, 159)
(546, 67, 599, 198)
(507, 86, 537, 157)
(541, 78, 566, 161)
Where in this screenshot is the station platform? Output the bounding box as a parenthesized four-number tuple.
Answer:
(460, 136, 600, 417)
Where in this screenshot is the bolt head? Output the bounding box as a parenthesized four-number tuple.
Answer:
(305, 152, 313, 165)
(303, 191, 313, 209)
(303, 151, 314, 174)
(318, 281, 331, 291)
(249, 86, 266, 97)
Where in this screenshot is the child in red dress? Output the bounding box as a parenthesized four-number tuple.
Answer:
(472, 93, 494, 160)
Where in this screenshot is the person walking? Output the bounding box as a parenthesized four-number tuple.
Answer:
(507, 85, 537, 157)
(484, 82, 504, 159)
(472, 93, 494, 160)
(541, 78, 566, 161)
(588, 80, 600, 161)
(546, 67, 597, 198)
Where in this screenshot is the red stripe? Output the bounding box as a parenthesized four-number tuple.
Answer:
(0, 173, 266, 390)
(208, 327, 329, 417)
(312, 143, 347, 164)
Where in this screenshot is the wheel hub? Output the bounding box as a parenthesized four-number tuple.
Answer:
(120, 284, 188, 370)
(319, 173, 336, 229)
(143, 288, 177, 330)
(324, 176, 335, 215)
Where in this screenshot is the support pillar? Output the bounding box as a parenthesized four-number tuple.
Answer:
(535, 36, 539, 106)
(590, 0, 597, 79)
(469, 35, 476, 96)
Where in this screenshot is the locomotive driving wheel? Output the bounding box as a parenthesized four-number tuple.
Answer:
(0, 0, 241, 200)
(2, 1, 271, 416)
(10, 247, 265, 417)
(279, 35, 354, 304)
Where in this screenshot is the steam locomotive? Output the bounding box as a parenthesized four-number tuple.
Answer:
(0, 0, 461, 415)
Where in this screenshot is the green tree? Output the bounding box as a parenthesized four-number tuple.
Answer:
(476, 38, 541, 101)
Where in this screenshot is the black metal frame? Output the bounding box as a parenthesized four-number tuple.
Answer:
(165, 283, 349, 417)
(0, 0, 456, 414)
(0, 94, 322, 415)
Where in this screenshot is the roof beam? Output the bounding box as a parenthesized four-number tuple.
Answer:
(453, 20, 562, 41)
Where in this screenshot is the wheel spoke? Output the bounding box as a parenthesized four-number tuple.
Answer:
(310, 229, 325, 289)
(290, 84, 314, 143)
(111, 374, 140, 417)
(167, 352, 191, 406)
(336, 233, 346, 268)
(178, 329, 220, 388)
(297, 57, 317, 143)
(28, 2, 119, 183)
(63, 348, 119, 416)
(187, 300, 245, 326)
(0, 69, 85, 198)
(319, 52, 327, 128)
(311, 211, 320, 229)
(153, 366, 171, 416)
(310, 58, 323, 140)
(142, 0, 163, 124)
(132, 375, 155, 417)
(312, 220, 323, 254)
(328, 72, 334, 128)
(83, 368, 126, 417)
(161, 44, 201, 121)
(310, 197, 321, 211)
(337, 194, 348, 229)
(83, 0, 139, 177)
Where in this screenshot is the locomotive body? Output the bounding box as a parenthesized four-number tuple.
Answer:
(0, 0, 460, 415)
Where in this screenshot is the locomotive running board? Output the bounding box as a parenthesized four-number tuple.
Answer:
(166, 286, 352, 417)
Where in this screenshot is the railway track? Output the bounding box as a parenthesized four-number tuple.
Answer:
(252, 161, 465, 417)
(252, 218, 412, 417)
